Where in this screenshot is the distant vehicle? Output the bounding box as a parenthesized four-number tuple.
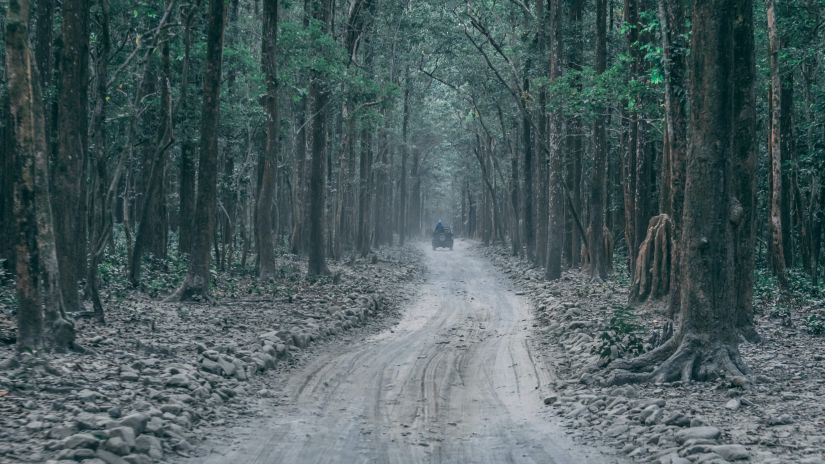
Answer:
(432, 226, 453, 251)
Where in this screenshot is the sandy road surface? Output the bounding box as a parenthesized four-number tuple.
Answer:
(192, 241, 619, 464)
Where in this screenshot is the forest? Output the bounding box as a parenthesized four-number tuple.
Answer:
(1, 0, 825, 462)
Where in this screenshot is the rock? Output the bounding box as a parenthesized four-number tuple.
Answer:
(102, 437, 131, 456)
(165, 374, 192, 389)
(543, 395, 558, 405)
(77, 389, 100, 402)
(55, 448, 97, 460)
(711, 444, 750, 461)
(664, 413, 691, 427)
(61, 433, 100, 450)
(144, 417, 163, 435)
(115, 414, 149, 435)
(107, 427, 136, 448)
(767, 414, 793, 426)
(725, 398, 741, 410)
(122, 454, 153, 464)
(134, 435, 162, 459)
(95, 449, 129, 464)
(675, 427, 721, 445)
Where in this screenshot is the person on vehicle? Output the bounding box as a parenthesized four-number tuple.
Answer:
(434, 219, 445, 233)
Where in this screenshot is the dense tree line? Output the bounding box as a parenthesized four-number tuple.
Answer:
(2, 0, 824, 382)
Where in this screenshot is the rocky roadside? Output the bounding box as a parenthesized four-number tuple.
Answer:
(479, 245, 825, 464)
(0, 246, 424, 464)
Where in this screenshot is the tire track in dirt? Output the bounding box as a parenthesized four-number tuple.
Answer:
(187, 241, 622, 464)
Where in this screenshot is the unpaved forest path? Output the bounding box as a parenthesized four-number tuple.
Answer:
(191, 241, 619, 464)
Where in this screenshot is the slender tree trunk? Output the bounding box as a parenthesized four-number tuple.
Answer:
(169, 0, 227, 300)
(87, 0, 112, 322)
(545, 0, 563, 280)
(658, 0, 688, 314)
(622, 0, 639, 272)
(767, 0, 788, 287)
(589, 0, 609, 280)
(256, 0, 279, 277)
(178, 4, 197, 255)
(307, 0, 331, 276)
(521, 62, 534, 261)
(131, 9, 175, 286)
(733, 0, 760, 341)
(399, 67, 411, 246)
(53, 0, 90, 313)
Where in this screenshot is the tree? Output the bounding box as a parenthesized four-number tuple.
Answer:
(307, 0, 331, 276)
(545, 0, 563, 280)
(588, 0, 609, 281)
(178, 2, 199, 255)
(607, 0, 755, 384)
(169, 0, 227, 300)
(766, 0, 788, 288)
(53, 0, 90, 313)
(256, 0, 279, 277)
(6, 0, 75, 351)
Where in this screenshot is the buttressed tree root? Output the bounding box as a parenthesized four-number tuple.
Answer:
(630, 214, 673, 303)
(603, 332, 750, 386)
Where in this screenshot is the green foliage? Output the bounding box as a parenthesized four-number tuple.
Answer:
(592, 305, 646, 361)
(805, 313, 825, 336)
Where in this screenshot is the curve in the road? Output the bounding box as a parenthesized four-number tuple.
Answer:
(192, 241, 619, 464)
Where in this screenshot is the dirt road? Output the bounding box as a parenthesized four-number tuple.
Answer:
(193, 242, 619, 464)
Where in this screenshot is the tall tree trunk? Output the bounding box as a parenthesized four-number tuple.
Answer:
(608, 0, 754, 384)
(131, 7, 175, 286)
(399, 67, 411, 246)
(766, 0, 788, 288)
(622, 0, 639, 273)
(733, 0, 760, 341)
(87, 0, 112, 322)
(307, 0, 331, 276)
(169, 0, 227, 300)
(256, 0, 279, 277)
(780, 73, 795, 269)
(6, 0, 76, 350)
(658, 0, 688, 314)
(178, 3, 197, 255)
(589, 0, 609, 280)
(0, 5, 14, 273)
(521, 61, 534, 261)
(54, 0, 90, 313)
(545, 0, 563, 280)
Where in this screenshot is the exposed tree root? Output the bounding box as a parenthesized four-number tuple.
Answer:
(604, 333, 750, 386)
(166, 274, 214, 303)
(630, 214, 673, 303)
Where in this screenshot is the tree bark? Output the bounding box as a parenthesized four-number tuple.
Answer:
(53, 0, 90, 313)
(658, 0, 688, 314)
(589, 0, 609, 280)
(178, 3, 198, 255)
(399, 67, 411, 246)
(6, 0, 76, 351)
(307, 0, 331, 276)
(733, 0, 760, 342)
(256, 0, 279, 277)
(545, 0, 563, 280)
(169, 0, 227, 300)
(766, 0, 788, 288)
